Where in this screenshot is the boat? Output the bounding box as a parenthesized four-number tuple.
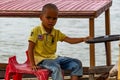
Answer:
(0, 0, 114, 79)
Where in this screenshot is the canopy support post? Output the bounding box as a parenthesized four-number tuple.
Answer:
(105, 9, 111, 66)
(89, 18, 95, 67)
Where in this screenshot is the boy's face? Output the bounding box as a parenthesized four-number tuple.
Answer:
(40, 8, 58, 31)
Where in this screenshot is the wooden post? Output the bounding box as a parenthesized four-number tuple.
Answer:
(118, 44, 120, 79)
(89, 18, 95, 67)
(105, 9, 111, 66)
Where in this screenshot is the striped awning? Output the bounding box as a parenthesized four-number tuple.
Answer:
(0, 0, 112, 18)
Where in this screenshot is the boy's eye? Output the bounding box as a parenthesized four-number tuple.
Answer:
(53, 18, 57, 20)
(46, 17, 51, 19)
(46, 16, 57, 20)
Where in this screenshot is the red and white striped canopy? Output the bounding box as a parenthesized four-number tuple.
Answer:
(0, 0, 112, 17)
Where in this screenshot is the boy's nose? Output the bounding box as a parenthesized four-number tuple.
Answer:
(49, 18, 54, 23)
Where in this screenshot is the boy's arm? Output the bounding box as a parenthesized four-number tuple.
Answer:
(28, 41, 39, 71)
(63, 36, 90, 44)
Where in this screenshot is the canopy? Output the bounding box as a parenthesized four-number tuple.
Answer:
(0, 0, 112, 18)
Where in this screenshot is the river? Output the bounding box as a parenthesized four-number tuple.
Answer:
(0, 0, 120, 66)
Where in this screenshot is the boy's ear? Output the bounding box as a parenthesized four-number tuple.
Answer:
(39, 15, 42, 20)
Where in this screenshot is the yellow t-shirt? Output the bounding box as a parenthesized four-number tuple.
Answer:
(28, 24, 66, 64)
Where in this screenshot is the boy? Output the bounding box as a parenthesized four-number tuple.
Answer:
(28, 3, 89, 80)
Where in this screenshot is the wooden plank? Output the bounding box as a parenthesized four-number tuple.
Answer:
(89, 65, 113, 74)
(0, 70, 5, 79)
(0, 63, 7, 79)
(0, 63, 7, 70)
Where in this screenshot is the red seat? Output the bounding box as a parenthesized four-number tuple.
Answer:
(5, 51, 50, 80)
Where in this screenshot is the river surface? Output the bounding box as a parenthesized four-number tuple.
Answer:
(0, 0, 120, 66)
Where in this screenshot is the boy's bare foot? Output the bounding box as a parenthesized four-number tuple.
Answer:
(96, 72, 109, 80)
(109, 63, 118, 77)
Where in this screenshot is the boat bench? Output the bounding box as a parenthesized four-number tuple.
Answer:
(0, 64, 113, 80)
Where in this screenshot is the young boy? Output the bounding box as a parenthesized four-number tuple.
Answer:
(28, 3, 89, 80)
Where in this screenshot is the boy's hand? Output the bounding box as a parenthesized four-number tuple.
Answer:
(31, 65, 41, 71)
(84, 36, 92, 42)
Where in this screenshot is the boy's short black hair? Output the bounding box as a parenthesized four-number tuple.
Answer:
(42, 3, 58, 13)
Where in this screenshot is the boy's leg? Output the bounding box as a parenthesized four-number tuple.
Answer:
(71, 75, 79, 80)
(38, 59, 63, 80)
(55, 57, 83, 80)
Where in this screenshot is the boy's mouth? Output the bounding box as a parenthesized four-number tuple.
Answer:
(48, 24, 54, 27)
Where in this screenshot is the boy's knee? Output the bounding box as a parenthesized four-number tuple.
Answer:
(73, 59, 82, 67)
(51, 64, 61, 72)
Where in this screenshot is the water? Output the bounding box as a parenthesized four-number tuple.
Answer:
(0, 0, 120, 66)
